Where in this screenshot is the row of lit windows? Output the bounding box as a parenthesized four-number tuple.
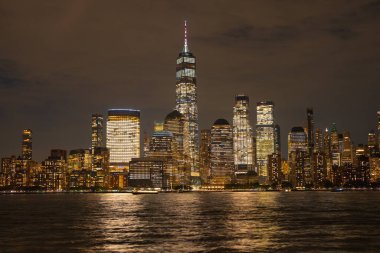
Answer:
(107, 117, 140, 164)
(176, 56, 195, 64)
(176, 68, 196, 78)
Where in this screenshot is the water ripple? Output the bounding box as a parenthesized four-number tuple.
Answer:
(0, 192, 379, 252)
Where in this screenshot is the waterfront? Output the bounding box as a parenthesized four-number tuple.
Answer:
(0, 192, 379, 253)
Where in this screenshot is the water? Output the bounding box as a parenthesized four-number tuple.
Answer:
(0, 192, 379, 253)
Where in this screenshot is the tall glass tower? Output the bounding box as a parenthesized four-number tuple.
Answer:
(256, 101, 275, 182)
(175, 20, 199, 175)
(233, 95, 253, 172)
(210, 119, 234, 184)
(107, 109, 140, 169)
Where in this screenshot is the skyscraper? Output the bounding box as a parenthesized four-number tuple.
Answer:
(330, 123, 339, 153)
(306, 108, 315, 180)
(323, 128, 330, 155)
(143, 131, 150, 157)
(67, 149, 92, 172)
(306, 108, 315, 157)
(288, 127, 308, 188)
(256, 101, 276, 182)
(91, 114, 104, 152)
(288, 127, 307, 154)
(330, 123, 341, 167)
(107, 109, 140, 169)
(274, 124, 281, 154)
(210, 119, 234, 184)
(342, 131, 353, 164)
(175, 20, 199, 176)
(199, 129, 211, 183)
(313, 151, 327, 188)
(164, 110, 185, 160)
(164, 110, 189, 186)
(22, 129, 32, 160)
(233, 95, 253, 172)
(268, 153, 282, 186)
(368, 130, 378, 156)
(92, 147, 110, 172)
(146, 122, 175, 158)
(314, 128, 323, 153)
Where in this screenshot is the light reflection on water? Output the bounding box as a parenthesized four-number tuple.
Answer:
(0, 192, 380, 252)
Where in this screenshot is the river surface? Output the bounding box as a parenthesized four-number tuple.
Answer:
(0, 192, 379, 252)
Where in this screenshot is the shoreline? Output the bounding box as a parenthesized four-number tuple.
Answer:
(1, 188, 380, 195)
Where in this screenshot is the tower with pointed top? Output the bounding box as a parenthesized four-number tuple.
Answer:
(175, 20, 199, 177)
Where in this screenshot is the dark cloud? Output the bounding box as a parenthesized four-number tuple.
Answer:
(222, 25, 299, 43)
(360, 0, 380, 17)
(0, 59, 25, 88)
(327, 26, 357, 40)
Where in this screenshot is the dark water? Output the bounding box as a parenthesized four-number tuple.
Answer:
(0, 192, 380, 253)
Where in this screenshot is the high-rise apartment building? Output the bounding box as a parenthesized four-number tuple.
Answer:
(0, 156, 16, 187)
(274, 124, 281, 155)
(175, 21, 199, 176)
(22, 129, 32, 160)
(289, 150, 307, 189)
(313, 152, 327, 187)
(256, 101, 276, 182)
(288, 127, 310, 188)
(67, 149, 92, 172)
(42, 150, 67, 191)
(233, 95, 253, 172)
(210, 119, 234, 184)
(107, 109, 140, 169)
(306, 108, 315, 180)
(268, 153, 282, 186)
(92, 147, 110, 171)
(288, 127, 308, 154)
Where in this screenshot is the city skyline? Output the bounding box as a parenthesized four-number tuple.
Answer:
(2, 3, 380, 253)
(0, 1, 379, 161)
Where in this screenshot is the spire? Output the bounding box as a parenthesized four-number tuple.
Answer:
(182, 19, 189, 53)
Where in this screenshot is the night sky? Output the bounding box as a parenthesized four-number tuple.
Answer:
(0, 0, 379, 161)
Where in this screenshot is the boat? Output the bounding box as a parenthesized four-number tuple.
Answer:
(331, 187, 344, 192)
(132, 189, 159, 195)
